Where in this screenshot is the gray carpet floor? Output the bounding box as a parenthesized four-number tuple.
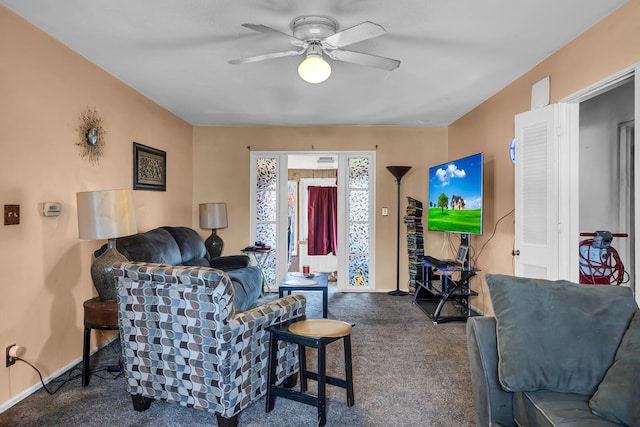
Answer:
(0, 290, 475, 427)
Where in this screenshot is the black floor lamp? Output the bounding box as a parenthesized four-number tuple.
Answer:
(387, 166, 412, 296)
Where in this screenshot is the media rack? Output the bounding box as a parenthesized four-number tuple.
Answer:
(413, 235, 479, 323)
(404, 196, 424, 294)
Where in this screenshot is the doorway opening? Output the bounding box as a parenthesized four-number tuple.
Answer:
(288, 155, 338, 282)
(515, 65, 638, 307)
(559, 65, 638, 304)
(578, 80, 635, 290)
(250, 151, 376, 292)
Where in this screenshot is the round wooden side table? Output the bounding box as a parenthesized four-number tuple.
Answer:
(82, 297, 119, 386)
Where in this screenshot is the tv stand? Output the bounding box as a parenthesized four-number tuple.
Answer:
(413, 257, 479, 324)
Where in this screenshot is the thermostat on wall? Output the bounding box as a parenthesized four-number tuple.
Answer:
(43, 202, 62, 217)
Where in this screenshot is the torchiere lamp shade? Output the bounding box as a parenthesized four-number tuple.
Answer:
(386, 166, 412, 181)
(199, 203, 228, 258)
(77, 188, 137, 300)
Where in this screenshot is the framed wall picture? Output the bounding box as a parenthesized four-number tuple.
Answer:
(133, 142, 166, 191)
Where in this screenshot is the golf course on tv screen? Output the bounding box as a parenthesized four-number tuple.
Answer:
(427, 152, 483, 235)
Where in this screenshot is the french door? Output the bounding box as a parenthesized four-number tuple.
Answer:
(250, 152, 376, 291)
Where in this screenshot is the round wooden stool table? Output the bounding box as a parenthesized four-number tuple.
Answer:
(82, 297, 119, 386)
(266, 318, 355, 427)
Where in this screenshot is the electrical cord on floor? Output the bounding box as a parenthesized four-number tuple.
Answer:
(11, 357, 122, 396)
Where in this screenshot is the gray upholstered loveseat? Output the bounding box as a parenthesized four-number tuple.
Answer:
(114, 262, 306, 427)
(467, 274, 639, 427)
(96, 226, 262, 310)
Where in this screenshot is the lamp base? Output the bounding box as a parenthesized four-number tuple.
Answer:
(387, 289, 409, 296)
(205, 229, 224, 258)
(91, 239, 127, 301)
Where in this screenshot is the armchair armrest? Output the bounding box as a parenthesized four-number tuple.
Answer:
(467, 316, 515, 427)
(226, 294, 307, 338)
(216, 294, 306, 418)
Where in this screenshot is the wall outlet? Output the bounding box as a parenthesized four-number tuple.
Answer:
(6, 344, 16, 367)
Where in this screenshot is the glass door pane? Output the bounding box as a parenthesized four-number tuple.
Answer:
(253, 156, 278, 288)
(347, 156, 373, 287)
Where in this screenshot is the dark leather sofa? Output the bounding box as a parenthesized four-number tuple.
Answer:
(96, 226, 262, 311)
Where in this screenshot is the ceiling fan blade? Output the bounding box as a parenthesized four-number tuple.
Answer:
(323, 21, 386, 48)
(229, 49, 305, 64)
(241, 24, 304, 47)
(327, 49, 400, 71)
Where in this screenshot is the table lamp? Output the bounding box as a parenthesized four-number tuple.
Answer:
(199, 202, 228, 258)
(77, 189, 137, 301)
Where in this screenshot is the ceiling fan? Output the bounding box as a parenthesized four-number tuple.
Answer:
(228, 15, 401, 84)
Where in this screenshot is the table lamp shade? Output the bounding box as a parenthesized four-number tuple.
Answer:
(77, 189, 137, 301)
(77, 189, 137, 240)
(199, 203, 228, 230)
(199, 203, 227, 258)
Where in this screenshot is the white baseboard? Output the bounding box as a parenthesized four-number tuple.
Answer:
(0, 336, 118, 414)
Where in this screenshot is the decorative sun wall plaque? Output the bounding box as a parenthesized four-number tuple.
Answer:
(75, 107, 106, 164)
(133, 142, 166, 191)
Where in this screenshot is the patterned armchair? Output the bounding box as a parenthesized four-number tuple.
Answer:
(113, 262, 306, 427)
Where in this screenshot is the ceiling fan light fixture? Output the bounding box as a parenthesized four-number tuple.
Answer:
(231, 16, 400, 83)
(298, 55, 331, 84)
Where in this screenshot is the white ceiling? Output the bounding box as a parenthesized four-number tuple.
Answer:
(1, 0, 626, 126)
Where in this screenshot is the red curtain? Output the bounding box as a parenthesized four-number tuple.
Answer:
(308, 186, 338, 256)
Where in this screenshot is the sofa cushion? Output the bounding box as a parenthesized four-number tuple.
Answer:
(112, 227, 183, 265)
(161, 226, 209, 264)
(513, 391, 621, 427)
(486, 274, 638, 394)
(589, 310, 640, 426)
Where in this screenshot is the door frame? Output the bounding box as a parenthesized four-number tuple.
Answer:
(250, 150, 376, 291)
(559, 63, 639, 304)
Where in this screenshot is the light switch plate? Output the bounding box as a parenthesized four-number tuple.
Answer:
(382, 207, 389, 216)
(4, 205, 20, 225)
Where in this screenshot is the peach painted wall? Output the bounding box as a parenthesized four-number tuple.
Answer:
(449, 0, 640, 315)
(192, 126, 448, 291)
(0, 6, 193, 407)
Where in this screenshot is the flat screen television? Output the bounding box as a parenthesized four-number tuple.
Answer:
(427, 152, 483, 235)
